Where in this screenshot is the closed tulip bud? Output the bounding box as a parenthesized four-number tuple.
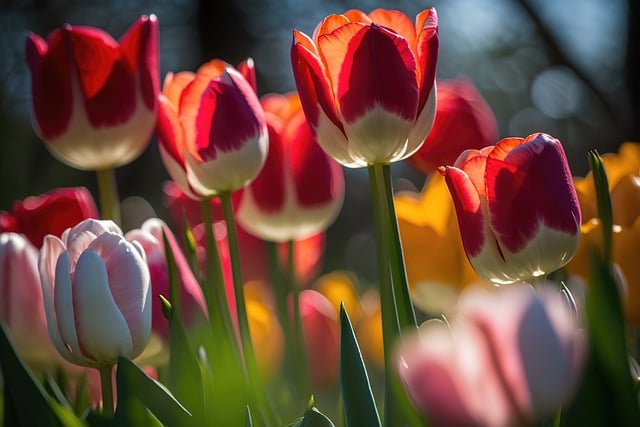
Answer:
(396, 284, 586, 427)
(156, 59, 268, 199)
(0, 233, 60, 366)
(407, 78, 498, 175)
(38, 219, 151, 367)
(0, 187, 98, 248)
(26, 16, 159, 170)
(237, 92, 344, 242)
(440, 133, 581, 284)
(291, 8, 438, 167)
(125, 218, 207, 342)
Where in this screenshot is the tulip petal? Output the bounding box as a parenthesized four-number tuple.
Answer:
(415, 8, 438, 114)
(369, 9, 416, 43)
(73, 249, 133, 364)
(89, 232, 151, 357)
(246, 121, 286, 212)
(54, 251, 84, 362)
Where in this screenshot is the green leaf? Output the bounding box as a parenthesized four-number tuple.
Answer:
(588, 150, 613, 261)
(245, 406, 253, 427)
(286, 399, 336, 427)
(339, 304, 381, 427)
(114, 356, 190, 426)
(0, 324, 75, 426)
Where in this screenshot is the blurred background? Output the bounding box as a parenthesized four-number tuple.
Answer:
(0, 0, 637, 279)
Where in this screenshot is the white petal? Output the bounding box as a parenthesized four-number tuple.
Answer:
(74, 249, 133, 365)
(54, 251, 84, 363)
(405, 82, 437, 158)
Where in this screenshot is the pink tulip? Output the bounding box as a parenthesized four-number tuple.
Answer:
(38, 219, 151, 367)
(125, 218, 207, 341)
(407, 78, 499, 175)
(440, 133, 581, 284)
(237, 92, 344, 242)
(291, 8, 438, 167)
(26, 16, 159, 170)
(0, 233, 60, 366)
(156, 59, 268, 199)
(0, 187, 98, 248)
(396, 284, 585, 427)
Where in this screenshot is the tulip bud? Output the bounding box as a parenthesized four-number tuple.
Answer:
(291, 8, 438, 167)
(0, 187, 98, 248)
(441, 133, 581, 284)
(237, 93, 344, 242)
(26, 16, 159, 170)
(38, 219, 151, 367)
(0, 233, 60, 366)
(156, 59, 268, 199)
(396, 284, 586, 427)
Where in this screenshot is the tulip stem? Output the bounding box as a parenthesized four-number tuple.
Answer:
(287, 239, 310, 397)
(96, 168, 121, 225)
(98, 365, 114, 418)
(201, 200, 240, 360)
(220, 191, 278, 427)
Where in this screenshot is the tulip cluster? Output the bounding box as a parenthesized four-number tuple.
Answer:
(2, 6, 636, 427)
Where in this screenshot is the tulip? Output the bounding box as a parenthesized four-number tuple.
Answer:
(396, 284, 586, 427)
(440, 133, 581, 284)
(237, 92, 344, 242)
(291, 8, 439, 167)
(156, 59, 268, 199)
(0, 233, 60, 366)
(0, 187, 98, 248)
(395, 173, 484, 315)
(38, 219, 151, 367)
(25, 16, 159, 170)
(407, 78, 498, 175)
(125, 218, 207, 341)
(566, 142, 640, 325)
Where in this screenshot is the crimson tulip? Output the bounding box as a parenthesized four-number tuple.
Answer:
(26, 16, 159, 170)
(291, 8, 439, 167)
(237, 92, 344, 242)
(0, 187, 98, 248)
(407, 78, 498, 174)
(38, 219, 151, 367)
(440, 133, 581, 284)
(156, 59, 268, 199)
(396, 284, 585, 427)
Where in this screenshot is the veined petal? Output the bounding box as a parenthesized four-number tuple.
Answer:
(415, 8, 438, 114)
(334, 24, 418, 124)
(73, 249, 132, 364)
(162, 71, 195, 106)
(312, 14, 351, 41)
(369, 9, 416, 43)
(342, 10, 372, 24)
(54, 251, 84, 363)
(196, 58, 228, 80)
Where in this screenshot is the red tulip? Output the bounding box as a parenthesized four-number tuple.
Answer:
(440, 133, 581, 284)
(396, 284, 585, 427)
(0, 187, 98, 248)
(125, 218, 207, 341)
(407, 78, 498, 174)
(156, 59, 268, 199)
(291, 8, 438, 167)
(26, 16, 159, 170)
(237, 92, 344, 242)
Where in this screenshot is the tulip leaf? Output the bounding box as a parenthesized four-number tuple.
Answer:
(114, 356, 190, 426)
(0, 324, 75, 426)
(339, 304, 381, 427)
(286, 399, 336, 427)
(587, 150, 613, 261)
(245, 406, 253, 427)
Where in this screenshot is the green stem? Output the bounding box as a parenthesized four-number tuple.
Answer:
(96, 168, 121, 224)
(380, 163, 417, 330)
(367, 164, 401, 426)
(98, 365, 114, 418)
(219, 191, 277, 427)
(287, 239, 310, 397)
(201, 200, 240, 360)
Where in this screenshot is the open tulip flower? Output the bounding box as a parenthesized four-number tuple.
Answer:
(26, 16, 159, 171)
(0, 187, 99, 248)
(237, 92, 344, 242)
(566, 142, 640, 325)
(396, 284, 585, 427)
(407, 78, 499, 175)
(291, 8, 438, 167)
(38, 219, 151, 368)
(441, 133, 581, 284)
(156, 58, 268, 199)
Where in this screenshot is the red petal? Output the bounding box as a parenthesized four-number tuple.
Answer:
(334, 24, 418, 123)
(369, 9, 416, 43)
(248, 121, 286, 212)
(156, 94, 186, 167)
(415, 8, 439, 116)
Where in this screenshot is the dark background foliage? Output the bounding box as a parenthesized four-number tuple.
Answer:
(1, 0, 637, 278)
